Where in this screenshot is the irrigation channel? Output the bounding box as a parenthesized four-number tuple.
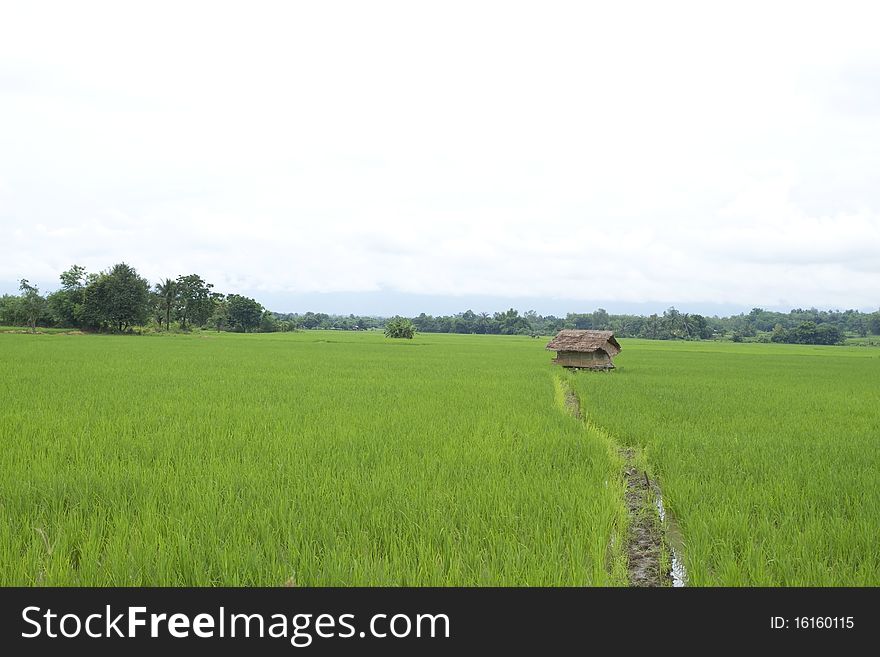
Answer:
(556, 376, 687, 587)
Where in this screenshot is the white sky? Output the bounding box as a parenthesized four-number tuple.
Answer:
(1, 1, 879, 313)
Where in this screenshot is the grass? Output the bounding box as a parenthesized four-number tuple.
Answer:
(2, 330, 877, 586)
(0, 330, 626, 585)
(0, 326, 75, 334)
(844, 336, 880, 347)
(568, 339, 880, 585)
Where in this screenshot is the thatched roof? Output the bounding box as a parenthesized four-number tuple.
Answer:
(546, 330, 621, 355)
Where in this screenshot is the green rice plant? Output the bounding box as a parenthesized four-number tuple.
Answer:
(0, 331, 626, 585)
(570, 339, 880, 585)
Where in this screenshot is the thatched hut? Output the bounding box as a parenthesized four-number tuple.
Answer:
(546, 330, 621, 370)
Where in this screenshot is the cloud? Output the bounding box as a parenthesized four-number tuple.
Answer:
(1, 1, 880, 311)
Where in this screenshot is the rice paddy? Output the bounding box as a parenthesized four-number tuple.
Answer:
(0, 331, 625, 586)
(1, 331, 877, 585)
(569, 339, 880, 586)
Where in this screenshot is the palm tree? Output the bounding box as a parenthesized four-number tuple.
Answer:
(155, 278, 177, 330)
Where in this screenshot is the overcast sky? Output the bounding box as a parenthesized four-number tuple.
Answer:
(1, 1, 879, 315)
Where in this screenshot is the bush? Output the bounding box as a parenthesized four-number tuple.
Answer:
(385, 317, 416, 339)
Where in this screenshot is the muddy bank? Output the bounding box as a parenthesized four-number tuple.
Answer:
(563, 387, 582, 420)
(554, 375, 684, 587)
(620, 449, 667, 587)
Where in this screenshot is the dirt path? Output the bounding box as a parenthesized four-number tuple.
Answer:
(554, 375, 674, 587)
(620, 448, 668, 587)
(563, 387, 582, 420)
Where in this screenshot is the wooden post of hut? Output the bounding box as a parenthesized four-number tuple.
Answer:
(546, 330, 621, 370)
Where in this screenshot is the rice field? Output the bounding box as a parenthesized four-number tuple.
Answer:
(0, 331, 625, 586)
(569, 340, 880, 586)
(1, 331, 877, 586)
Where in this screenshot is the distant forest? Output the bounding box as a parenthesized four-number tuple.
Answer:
(277, 306, 880, 345)
(3, 262, 879, 346)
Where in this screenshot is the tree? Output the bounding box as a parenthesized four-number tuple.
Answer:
(493, 308, 529, 335)
(770, 323, 788, 343)
(452, 309, 478, 334)
(260, 310, 279, 333)
(60, 264, 87, 290)
(870, 312, 880, 336)
(385, 316, 416, 339)
(412, 312, 434, 333)
(155, 278, 177, 331)
(81, 263, 150, 332)
(769, 321, 842, 345)
(47, 289, 76, 328)
(175, 274, 214, 330)
(18, 280, 46, 333)
(567, 313, 593, 330)
(688, 313, 711, 339)
(814, 323, 843, 345)
(207, 294, 229, 332)
(477, 312, 495, 334)
(791, 321, 819, 344)
(226, 294, 263, 332)
(0, 294, 24, 326)
(47, 265, 87, 327)
(300, 312, 319, 329)
(592, 308, 610, 330)
(661, 307, 683, 339)
(148, 290, 164, 328)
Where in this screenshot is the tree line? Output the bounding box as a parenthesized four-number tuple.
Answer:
(3, 264, 878, 344)
(274, 306, 879, 344)
(403, 306, 879, 344)
(1, 263, 277, 334)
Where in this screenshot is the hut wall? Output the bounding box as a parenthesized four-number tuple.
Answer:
(553, 350, 613, 369)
